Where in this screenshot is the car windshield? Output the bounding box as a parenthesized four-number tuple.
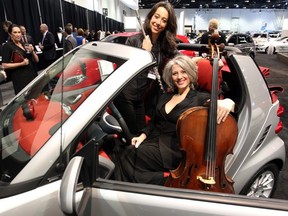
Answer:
(253, 33, 267, 38)
(0, 47, 124, 183)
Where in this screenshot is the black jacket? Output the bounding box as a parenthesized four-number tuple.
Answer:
(200, 31, 227, 45)
(140, 89, 210, 169)
(41, 31, 57, 61)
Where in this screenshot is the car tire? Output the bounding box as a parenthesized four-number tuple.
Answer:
(239, 163, 279, 198)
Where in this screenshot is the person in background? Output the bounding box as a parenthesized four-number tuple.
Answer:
(75, 28, 86, 46)
(107, 54, 235, 185)
(2, 20, 12, 44)
(63, 25, 77, 54)
(19, 25, 34, 45)
(200, 18, 227, 46)
(72, 27, 78, 39)
(20, 25, 38, 73)
(113, 1, 178, 135)
(89, 30, 98, 41)
(39, 23, 57, 69)
(2, 24, 38, 94)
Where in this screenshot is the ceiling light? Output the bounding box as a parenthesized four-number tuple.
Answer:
(212, 0, 216, 2)
(191, 0, 195, 2)
(245, 0, 249, 2)
(266, 0, 270, 2)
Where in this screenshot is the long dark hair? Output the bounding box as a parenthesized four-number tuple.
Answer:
(143, 1, 177, 58)
(8, 23, 20, 34)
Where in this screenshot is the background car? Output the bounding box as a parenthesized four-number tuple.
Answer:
(0, 42, 286, 215)
(252, 32, 269, 45)
(257, 36, 288, 54)
(227, 33, 256, 58)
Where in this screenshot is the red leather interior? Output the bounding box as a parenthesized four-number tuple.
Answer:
(197, 58, 222, 93)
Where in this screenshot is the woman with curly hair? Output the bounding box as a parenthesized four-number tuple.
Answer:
(114, 1, 178, 135)
(109, 54, 235, 185)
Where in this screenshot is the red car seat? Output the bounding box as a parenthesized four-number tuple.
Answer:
(197, 58, 223, 93)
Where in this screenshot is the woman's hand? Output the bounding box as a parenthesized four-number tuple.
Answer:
(131, 133, 147, 148)
(142, 35, 152, 51)
(217, 98, 235, 124)
(22, 58, 29, 66)
(0, 71, 7, 79)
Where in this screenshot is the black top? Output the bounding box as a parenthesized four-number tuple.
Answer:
(2, 41, 36, 94)
(140, 89, 210, 169)
(41, 31, 57, 61)
(200, 31, 227, 45)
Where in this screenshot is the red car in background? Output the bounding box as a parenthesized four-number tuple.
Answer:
(102, 32, 195, 57)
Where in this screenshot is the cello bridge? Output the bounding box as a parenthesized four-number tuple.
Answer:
(197, 176, 216, 185)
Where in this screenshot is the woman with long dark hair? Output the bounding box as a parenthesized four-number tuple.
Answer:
(2, 24, 39, 94)
(114, 1, 178, 135)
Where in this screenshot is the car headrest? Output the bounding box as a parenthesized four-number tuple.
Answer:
(197, 58, 222, 93)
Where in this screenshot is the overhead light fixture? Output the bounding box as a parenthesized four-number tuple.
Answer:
(191, 0, 195, 2)
(266, 0, 270, 2)
(245, 0, 249, 2)
(212, 0, 216, 2)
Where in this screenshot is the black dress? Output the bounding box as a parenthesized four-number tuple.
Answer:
(109, 89, 210, 185)
(2, 42, 37, 94)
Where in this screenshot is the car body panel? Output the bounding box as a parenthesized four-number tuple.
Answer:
(0, 42, 285, 215)
(78, 186, 288, 216)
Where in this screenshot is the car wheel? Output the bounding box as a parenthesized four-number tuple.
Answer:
(239, 163, 279, 198)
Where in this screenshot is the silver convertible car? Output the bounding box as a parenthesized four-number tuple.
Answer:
(0, 42, 287, 215)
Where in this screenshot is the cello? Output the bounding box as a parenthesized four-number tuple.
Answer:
(165, 32, 238, 193)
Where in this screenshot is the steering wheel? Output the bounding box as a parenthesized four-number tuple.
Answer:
(108, 102, 132, 145)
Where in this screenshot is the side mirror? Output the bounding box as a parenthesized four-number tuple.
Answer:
(59, 156, 84, 215)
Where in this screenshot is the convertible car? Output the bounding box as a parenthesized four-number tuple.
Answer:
(0, 42, 286, 215)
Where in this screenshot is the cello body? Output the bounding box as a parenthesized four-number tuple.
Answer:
(165, 106, 238, 193)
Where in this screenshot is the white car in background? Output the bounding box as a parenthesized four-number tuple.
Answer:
(0, 42, 286, 215)
(256, 36, 288, 54)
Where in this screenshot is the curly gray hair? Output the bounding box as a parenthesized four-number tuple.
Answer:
(162, 54, 198, 92)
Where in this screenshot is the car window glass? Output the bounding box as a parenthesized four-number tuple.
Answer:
(238, 36, 247, 44)
(252, 33, 260, 37)
(112, 36, 128, 44)
(68, 65, 155, 178)
(246, 36, 253, 43)
(260, 34, 268, 38)
(0, 48, 123, 183)
(228, 35, 236, 44)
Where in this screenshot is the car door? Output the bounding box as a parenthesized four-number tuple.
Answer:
(277, 38, 288, 53)
(58, 44, 287, 216)
(59, 155, 288, 216)
(0, 42, 156, 216)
